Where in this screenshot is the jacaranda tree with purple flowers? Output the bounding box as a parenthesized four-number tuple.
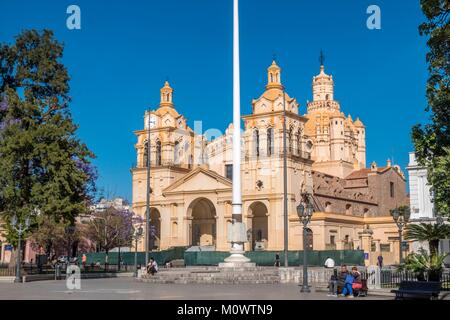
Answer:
(0, 30, 97, 248)
(84, 207, 136, 263)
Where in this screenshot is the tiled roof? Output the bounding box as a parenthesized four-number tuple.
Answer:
(345, 167, 388, 180)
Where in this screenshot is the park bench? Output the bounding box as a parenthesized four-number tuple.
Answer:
(354, 279, 369, 297)
(391, 281, 441, 300)
(336, 279, 369, 297)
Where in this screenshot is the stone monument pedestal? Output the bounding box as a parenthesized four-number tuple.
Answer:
(219, 250, 256, 269)
(220, 221, 255, 269)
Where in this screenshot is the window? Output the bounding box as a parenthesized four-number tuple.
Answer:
(257, 229, 262, 242)
(143, 141, 149, 167)
(253, 129, 260, 157)
(288, 128, 293, 154)
(172, 222, 178, 237)
(390, 182, 395, 197)
(225, 164, 233, 181)
(156, 140, 162, 166)
(345, 204, 352, 215)
(174, 141, 180, 165)
(330, 235, 335, 245)
(325, 202, 332, 212)
(297, 130, 302, 155)
(188, 155, 193, 169)
(267, 128, 273, 156)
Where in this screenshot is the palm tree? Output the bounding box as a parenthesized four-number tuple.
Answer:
(402, 249, 448, 281)
(404, 223, 450, 257)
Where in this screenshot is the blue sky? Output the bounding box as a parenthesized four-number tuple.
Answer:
(0, 0, 429, 201)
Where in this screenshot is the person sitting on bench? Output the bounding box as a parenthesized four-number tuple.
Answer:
(337, 265, 349, 294)
(341, 269, 355, 298)
(146, 257, 158, 276)
(327, 268, 339, 297)
(351, 267, 363, 295)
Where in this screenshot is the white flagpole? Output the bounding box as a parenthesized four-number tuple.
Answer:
(221, 0, 252, 267)
(232, 0, 242, 225)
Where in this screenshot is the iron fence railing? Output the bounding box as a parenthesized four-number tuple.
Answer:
(0, 267, 15, 277)
(375, 270, 450, 291)
(0, 263, 139, 277)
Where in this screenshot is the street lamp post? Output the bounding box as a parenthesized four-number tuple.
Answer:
(391, 207, 411, 264)
(11, 215, 31, 283)
(297, 193, 314, 293)
(282, 85, 288, 267)
(145, 111, 152, 267)
(134, 225, 143, 277)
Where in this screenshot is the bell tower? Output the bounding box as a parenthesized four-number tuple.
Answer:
(160, 81, 174, 108)
(312, 52, 334, 102)
(266, 60, 283, 90)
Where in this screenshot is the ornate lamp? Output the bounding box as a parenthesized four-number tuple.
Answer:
(297, 194, 314, 293)
(11, 214, 31, 283)
(390, 207, 410, 264)
(134, 225, 144, 277)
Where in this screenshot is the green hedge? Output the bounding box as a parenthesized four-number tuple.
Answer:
(184, 250, 364, 266)
(80, 248, 364, 267)
(79, 246, 188, 266)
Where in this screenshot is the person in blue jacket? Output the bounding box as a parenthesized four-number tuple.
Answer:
(341, 271, 355, 298)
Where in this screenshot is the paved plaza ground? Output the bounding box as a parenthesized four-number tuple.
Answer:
(0, 278, 390, 300)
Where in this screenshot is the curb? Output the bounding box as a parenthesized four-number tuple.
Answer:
(315, 286, 395, 298)
(0, 276, 16, 283)
(21, 272, 134, 283)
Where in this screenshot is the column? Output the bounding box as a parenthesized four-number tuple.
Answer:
(360, 228, 374, 267)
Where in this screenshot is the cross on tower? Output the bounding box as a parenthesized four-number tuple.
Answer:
(319, 50, 325, 66)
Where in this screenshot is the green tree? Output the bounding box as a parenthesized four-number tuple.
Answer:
(404, 223, 450, 257)
(0, 29, 97, 246)
(412, 0, 450, 216)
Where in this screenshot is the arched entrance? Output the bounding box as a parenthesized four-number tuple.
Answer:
(188, 198, 216, 247)
(249, 202, 269, 251)
(150, 208, 161, 251)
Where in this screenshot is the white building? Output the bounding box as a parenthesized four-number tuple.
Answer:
(89, 198, 130, 213)
(407, 152, 434, 221)
(407, 152, 450, 264)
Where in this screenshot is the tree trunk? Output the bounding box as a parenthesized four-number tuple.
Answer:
(429, 240, 440, 257)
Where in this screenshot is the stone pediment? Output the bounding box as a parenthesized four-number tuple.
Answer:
(163, 167, 232, 195)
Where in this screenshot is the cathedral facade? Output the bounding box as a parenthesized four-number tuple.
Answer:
(131, 61, 409, 265)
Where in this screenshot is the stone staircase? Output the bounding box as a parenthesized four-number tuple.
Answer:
(139, 267, 281, 285)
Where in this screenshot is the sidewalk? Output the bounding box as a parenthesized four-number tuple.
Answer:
(315, 284, 450, 299)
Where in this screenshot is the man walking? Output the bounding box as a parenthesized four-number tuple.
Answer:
(274, 252, 281, 267)
(377, 254, 383, 269)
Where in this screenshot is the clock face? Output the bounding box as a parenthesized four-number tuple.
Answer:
(149, 116, 156, 128)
